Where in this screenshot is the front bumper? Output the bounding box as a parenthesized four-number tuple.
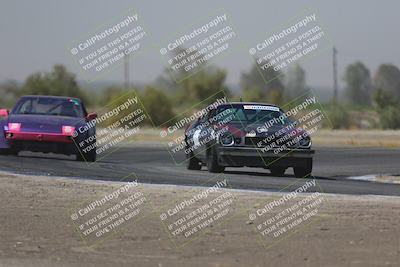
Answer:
(217, 146, 314, 168)
(4, 131, 76, 155)
(5, 131, 73, 143)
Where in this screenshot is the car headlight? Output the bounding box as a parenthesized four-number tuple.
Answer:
(8, 123, 21, 132)
(219, 132, 234, 146)
(62, 126, 75, 136)
(299, 136, 311, 148)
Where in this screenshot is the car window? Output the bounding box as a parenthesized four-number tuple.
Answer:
(217, 105, 290, 125)
(18, 99, 33, 114)
(216, 107, 246, 122)
(12, 97, 84, 118)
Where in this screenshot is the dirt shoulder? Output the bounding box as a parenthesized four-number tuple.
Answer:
(130, 128, 400, 148)
(0, 171, 399, 267)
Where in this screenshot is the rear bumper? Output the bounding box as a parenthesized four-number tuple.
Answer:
(217, 146, 314, 168)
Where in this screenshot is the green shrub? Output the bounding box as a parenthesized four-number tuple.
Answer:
(140, 86, 175, 126)
(373, 89, 400, 129)
(324, 103, 350, 129)
(379, 106, 400, 129)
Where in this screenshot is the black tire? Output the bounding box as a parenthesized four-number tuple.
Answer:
(0, 148, 18, 156)
(76, 133, 97, 162)
(186, 151, 202, 170)
(76, 148, 96, 162)
(76, 153, 84, 161)
(294, 158, 313, 178)
(270, 167, 286, 177)
(10, 149, 19, 156)
(206, 146, 225, 173)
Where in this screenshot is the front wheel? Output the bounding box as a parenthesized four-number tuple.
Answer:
(0, 148, 18, 156)
(76, 148, 96, 162)
(186, 151, 202, 170)
(270, 167, 286, 177)
(206, 146, 225, 173)
(294, 158, 313, 178)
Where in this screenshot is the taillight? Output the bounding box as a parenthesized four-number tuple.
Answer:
(62, 126, 75, 136)
(8, 123, 21, 132)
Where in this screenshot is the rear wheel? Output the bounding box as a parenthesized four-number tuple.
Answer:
(294, 158, 313, 178)
(206, 146, 225, 173)
(270, 167, 286, 177)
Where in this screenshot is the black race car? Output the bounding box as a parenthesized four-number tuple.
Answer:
(184, 102, 314, 177)
(0, 95, 97, 162)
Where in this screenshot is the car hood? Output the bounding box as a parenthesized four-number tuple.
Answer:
(7, 114, 85, 133)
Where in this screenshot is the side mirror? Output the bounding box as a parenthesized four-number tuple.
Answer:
(86, 112, 97, 121)
(0, 109, 9, 118)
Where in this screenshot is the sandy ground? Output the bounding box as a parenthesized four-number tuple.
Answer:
(0, 171, 399, 267)
(311, 130, 400, 148)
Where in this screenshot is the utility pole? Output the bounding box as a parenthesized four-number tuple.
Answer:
(124, 52, 129, 90)
(333, 46, 338, 102)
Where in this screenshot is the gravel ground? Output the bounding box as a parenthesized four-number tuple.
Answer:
(0, 171, 399, 267)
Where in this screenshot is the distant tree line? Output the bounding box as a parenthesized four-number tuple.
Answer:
(1, 50, 400, 129)
(343, 62, 400, 128)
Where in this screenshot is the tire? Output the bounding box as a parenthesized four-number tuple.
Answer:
(186, 151, 202, 170)
(76, 153, 85, 161)
(294, 158, 313, 178)
(76, 133, 97, 162)
(270, 167, 286, 176)
(206, 146, 225, 173)
(76, 147, 96, 162)
(0, 148, 18, 156)
(10, 149, 19, 156)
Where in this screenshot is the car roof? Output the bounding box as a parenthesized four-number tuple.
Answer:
(217, 102, 279, 107)
(21, 95, 81, 101)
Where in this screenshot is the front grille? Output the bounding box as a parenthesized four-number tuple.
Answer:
(245, 137, 276, 148)
(245, 136, 309, 149)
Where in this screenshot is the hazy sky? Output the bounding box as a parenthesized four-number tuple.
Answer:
(0, 0, 399, 89)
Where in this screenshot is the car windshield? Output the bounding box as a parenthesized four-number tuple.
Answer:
(12, 97, 84, 118)
(216, 105, 291, 125)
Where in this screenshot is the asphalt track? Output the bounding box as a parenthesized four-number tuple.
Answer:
(0, 144, 399, 196)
